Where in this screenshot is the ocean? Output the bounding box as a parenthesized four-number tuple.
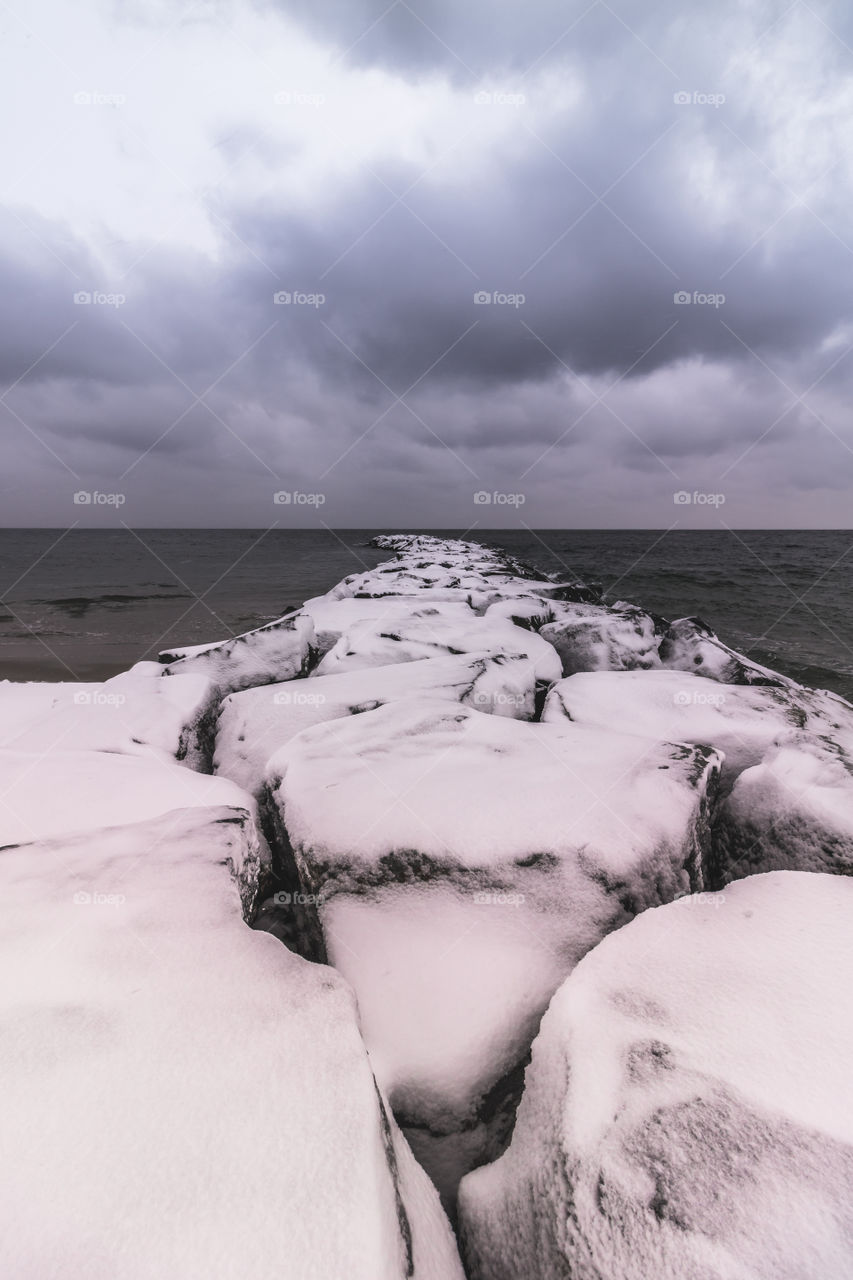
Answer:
(0, 528, 851, 700)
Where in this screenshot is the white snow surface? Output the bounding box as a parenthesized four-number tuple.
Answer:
(312, 612, 563, 682)
(459, 872, 853, 1280)
(0, 745, 258, 848)
(267, 697, 720, 1196)
(544, 669, 853, 881)
(659, 615, 789, 686)
(159, 612, 314, 694)
(214, 653, 537, 799)
(540, 602, 663, 675)
(0, 666, 218, 767)
(0, 805, 463, 1280)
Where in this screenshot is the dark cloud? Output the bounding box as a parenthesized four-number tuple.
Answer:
(2, 0, 853, 525)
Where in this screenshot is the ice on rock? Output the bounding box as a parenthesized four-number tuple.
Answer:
(539, 602, 664, 676)
(214, 653, 537, 801)
(159, 611, 315, 695)
(458, 872, 853, 1280)
(0, 805, 463, 1280)
(313, 611, 563, 683)
(659, 615, 787, 685)
(0, 666, 219, 769)
(544, 669, 853, 884)
(265, 697, 721, 1202)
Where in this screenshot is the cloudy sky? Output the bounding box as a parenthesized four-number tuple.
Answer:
(2, 0, 853, 527)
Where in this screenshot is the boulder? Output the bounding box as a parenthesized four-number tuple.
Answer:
(544, 669, 853, 885)
(459, 872, 853, 1280)
(0, 804, 463, 1279)
(214, 652, 538, 801)
(0, 665, 219, 770)
(159, 612, 314, 695)
(265, 697, 721, 1204)
(539, 603, 664, 677)
(659, 615, 787, 686)
(313, 613, 562, 683)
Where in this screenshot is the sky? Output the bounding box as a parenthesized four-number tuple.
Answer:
(1, 0, 853, 527)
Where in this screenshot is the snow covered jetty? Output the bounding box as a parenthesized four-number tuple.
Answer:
(2, 533, 852, 1279)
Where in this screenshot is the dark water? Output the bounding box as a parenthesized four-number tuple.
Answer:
(0, 529, 851, 700)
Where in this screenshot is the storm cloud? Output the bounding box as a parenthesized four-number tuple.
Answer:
(1, 0, 852, 526)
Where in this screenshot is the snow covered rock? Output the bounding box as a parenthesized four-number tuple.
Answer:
(544, 669, 853, 885)
(329, 535, 600, 610)
(0, 804, 463, 1280)
(458, 871, 853, 1280)
(298, 596, 479, 658)
(539, 602, 664, 676)
(214, 653, 537, 801)
(313, 612, 562, 683)
(0, 745, 260, 849)
(265, 698, 721, 1202)
(659, 615, 787, 686)
(0, 665, 219, 769)
(159, 612, 315, 695)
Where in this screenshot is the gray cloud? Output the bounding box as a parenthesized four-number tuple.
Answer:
(2, 0, 853, 526)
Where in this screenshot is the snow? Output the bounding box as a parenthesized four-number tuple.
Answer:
(312, 612, 563, 682)
(544, 669, 853, 883)
(267, 696, 721, 1199)
(214, 653, 537, 800)
(0, 804, 463, 1279)
(540, 601, 664, 675)
(297, 594, 476, 656)
(0, 745, 260, 849)
(159, 612, 314, 694)
(458, 871, 853, 1280)
(0, 666, 218, 768)
(659, 614, 788, 685)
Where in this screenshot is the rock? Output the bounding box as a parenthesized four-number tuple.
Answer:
(0, 665, 220, 770)
(659, 615, 786, 685)
(335, 535, 599, 609)
(0, 804, 463, 1279)
(0, 745, 262, 851)
(214, 652, 538, 802)
(298, 596, 480, 658)
(544, 669, 853, 885)
(265, 697, 720, 1204)
(159, 612, 315, 695)
(539, 602, 665, 676)
(458, 871, 853, 1280)
(313, 612, 563, 683)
